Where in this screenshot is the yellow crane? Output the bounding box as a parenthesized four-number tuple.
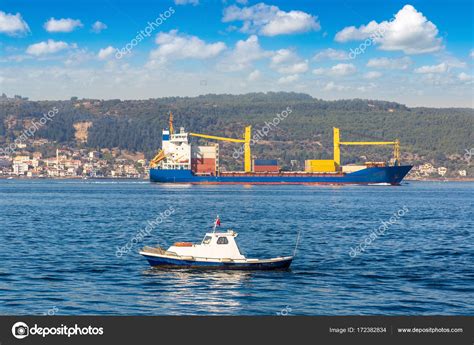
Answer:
(189, 126, 252, 172)
(150, 111, 174, 168)
(333, 127, 400, 166)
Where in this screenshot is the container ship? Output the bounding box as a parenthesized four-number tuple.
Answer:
(149, 113, 412, 185)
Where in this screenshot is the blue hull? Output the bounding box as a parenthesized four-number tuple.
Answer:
(150, 165, 412, 185)
(142, 255, 293, 270)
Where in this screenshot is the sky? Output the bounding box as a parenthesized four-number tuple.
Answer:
(0, 0, 473, 107)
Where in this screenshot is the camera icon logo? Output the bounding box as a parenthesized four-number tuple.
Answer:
(12, 322, 29, 339)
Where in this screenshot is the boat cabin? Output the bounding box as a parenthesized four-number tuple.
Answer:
(167, 230, 245, 260)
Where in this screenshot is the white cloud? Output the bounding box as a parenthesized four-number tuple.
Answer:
(414, 63, 448, 74)
(97, 46, 116, 60)
(223, 3, 320, 36)
(91, 21, 107, 33)
(329, 63, 356, 76)
(366, 57, 412, 70)
(364, 71, 382, 79)
(247, 69, 261, 81)
(270, 49, 296, 66)
(313, 48, 349, 61)
(150, 30, 226, 61)
(458, 72, 472, 82)
(0, 11, 29, 36)
(26, 40, 70, 56)
(64, 49, 94, 66)
(335, 5, 443, 54)
(277, 74, 299, 84)
(174, 0, 199, 5)
(470, 50, 474, 59)
(219, 35, 271, 71)
(313, 63, 356, 77)
(270, 49, 308, 74)
(312, 68, 325, 76)
(323, 81, 348, 91)
(44, 17, 83, 33)
(276, 61, 308, 74)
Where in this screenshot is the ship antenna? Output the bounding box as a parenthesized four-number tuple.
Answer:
(293, 230, 302, 257)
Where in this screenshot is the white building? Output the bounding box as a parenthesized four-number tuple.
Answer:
(13, 162, 29, 175)
(437, 167, 447, 176)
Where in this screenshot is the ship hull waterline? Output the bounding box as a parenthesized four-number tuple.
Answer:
(150, 165, 412, 185)
(141, 254, 293, 270)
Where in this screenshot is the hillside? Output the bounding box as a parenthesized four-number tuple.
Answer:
(0, 93, 472, 176)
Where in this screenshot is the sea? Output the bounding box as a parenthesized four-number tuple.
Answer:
(0, 179, 472, 315)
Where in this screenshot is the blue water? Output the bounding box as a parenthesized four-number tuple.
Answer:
(0, 180, 472, 315)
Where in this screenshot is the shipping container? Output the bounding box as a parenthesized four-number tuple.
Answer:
(253, 165, 280, 172)
(253, 159, 278, 166)
(365, 161, 386, 168)
(191, 158, 215, 165)
(191, 157, 216, 174)
(192, 145, 217, 159)
(305, 160, 338, 173)
(341, 165, 366, 173)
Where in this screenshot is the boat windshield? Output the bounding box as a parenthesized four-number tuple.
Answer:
(202, 236, 212, 244)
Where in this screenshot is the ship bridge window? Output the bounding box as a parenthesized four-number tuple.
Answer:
(217, 237, 228, 245)
(202, 236, 212, 245)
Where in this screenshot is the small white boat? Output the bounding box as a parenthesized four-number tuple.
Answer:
(140, 217, 294, 270)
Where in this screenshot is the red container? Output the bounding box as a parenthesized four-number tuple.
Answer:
(192, 158, 216, 173)
(253, 165, 279, 172)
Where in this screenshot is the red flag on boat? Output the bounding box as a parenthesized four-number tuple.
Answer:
(215, 216, 221, 227)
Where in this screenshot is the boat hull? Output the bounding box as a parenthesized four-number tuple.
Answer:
(141, 253, 293, 270)
(150, 165, 412, 185)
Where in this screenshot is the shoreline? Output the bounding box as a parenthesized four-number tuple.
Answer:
(0, 176, 472, 182)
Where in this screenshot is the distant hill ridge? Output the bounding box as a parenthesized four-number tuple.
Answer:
(0, 92, 472, 174)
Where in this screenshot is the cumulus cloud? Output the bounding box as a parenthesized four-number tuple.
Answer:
(313, 48, 349, 61)
(366, 57, 412, 70)
(329, 63, 356, 76)
(458, 72, 472, 82)
(247, 69, 261, 81)
(0, 11, 30, 36)
(323, 81, 348, 91)
(150, 30, 226, 61)
(26, 39, 71, 56)
(335, 5, 443, 54)
(414, 63, 448, 74)
(364, 71, 382, 79)
(219, 35, 271, 71)
(313, 63, 356, 77)
(91, 21, 107, 33)
(97, 46, 116, 60)
(277, 74, 299, 84)
(270, 49, 308, 74)
(44, 17, 83, 33)
(222, 3, 320, 36)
